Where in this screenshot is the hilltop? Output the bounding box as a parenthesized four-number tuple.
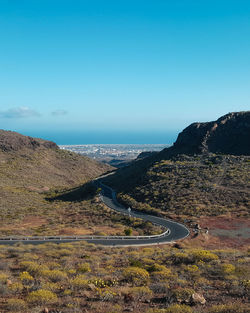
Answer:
(171, 111, 250, 155)
(0, 130, 111, 187)
(103, 112, 250, 219)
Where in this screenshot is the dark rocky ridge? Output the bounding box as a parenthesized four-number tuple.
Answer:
(103, 111, 250, 192)
(0, 130, 58, 152)
(172, 111, 250, 156)
(103, 112, 250, 218)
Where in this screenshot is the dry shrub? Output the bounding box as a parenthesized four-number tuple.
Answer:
(77, 262, 91, 273)
(27, 289, 58, 305)
(165, 304, 193, 313)
(6, 298, 27, 312)
(123, 266, 149, 286)
(71, 275, 89, 290)
(207, 303, 250, 313)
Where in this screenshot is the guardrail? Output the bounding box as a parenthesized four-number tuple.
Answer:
(0, 181, 172, 243)
(0, 229, 170, 242)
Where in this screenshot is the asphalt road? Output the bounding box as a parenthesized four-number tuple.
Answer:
(0, 181, 189, 246)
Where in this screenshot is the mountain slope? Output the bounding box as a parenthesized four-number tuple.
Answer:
(0, 130, 111, 189)
(0, 130, 115, 236)
(103, 112, 250, 217)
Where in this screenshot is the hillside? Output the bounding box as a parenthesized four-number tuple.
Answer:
(117, 154, 249, 217)
(0, 130, 112, 236)
(0, 130, 162, 237)
(103, 112, 250, 218)
(0, 130, 111, 188)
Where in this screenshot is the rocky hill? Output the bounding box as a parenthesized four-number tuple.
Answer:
(172, 111, 250, 155)
(0, 130, 58, 152)
(103, 112, 250, 217)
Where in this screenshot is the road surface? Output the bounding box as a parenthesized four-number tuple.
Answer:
(0, 181, 189, 246)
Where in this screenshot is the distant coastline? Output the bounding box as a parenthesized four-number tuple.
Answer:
(60, 143, 169, 166)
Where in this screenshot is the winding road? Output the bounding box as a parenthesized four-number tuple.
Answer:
(0, 180, 189, 246)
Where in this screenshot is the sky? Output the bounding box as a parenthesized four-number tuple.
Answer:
(0, 0, 249, 144)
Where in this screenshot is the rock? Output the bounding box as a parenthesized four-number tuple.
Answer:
(173, 243, 184, 249)
(192, 292, 206, 305)
(6, 279, 12, 286)
(124, 293, 134, 303)
(0, 129, 58, 152)
(88, 283, 96, 291)
(172, 111, 250, 156)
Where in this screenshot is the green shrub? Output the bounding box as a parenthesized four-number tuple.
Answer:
(42, 282, 61, 292)
(123, 266, 150, 286)
(96, 287, 117, 301)
(42, 269, 68, 282)
(124, 228, 132, 236)
(19, 261, 49, 276)
(19, 271, 34, 285)
(221, 263, 235, 275)
(172, 288, 194, 303)
(0, 272, 8, 283)
(165, 304, 193, 313)
(190, 249, 218, 262)
(8, 282, 23, 293)
(71, 276, 89, 290)
(6, 298, 27, 312)
(146, 310, 165, 313)
(77, 263, 91, 273)
(129, 286, 153, 300)
(27, 289, 58, 305)
(207, 303, 249, 313)
(19, 261, 39, 273)
(172, 252, 189, 264)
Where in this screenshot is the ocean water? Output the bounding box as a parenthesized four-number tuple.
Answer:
(24, 130, 178, 145)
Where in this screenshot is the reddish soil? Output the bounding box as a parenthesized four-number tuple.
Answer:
(199, 215, 250, 231)
(184, 215, 250, 250)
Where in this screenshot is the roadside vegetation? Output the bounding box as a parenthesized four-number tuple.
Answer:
(0, 241, 249, 313)
(0, 183, 161, 237)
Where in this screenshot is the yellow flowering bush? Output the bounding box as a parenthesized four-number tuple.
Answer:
(19, 271, 34, 285)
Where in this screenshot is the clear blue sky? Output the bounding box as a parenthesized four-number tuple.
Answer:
(0, 0, 249, 144)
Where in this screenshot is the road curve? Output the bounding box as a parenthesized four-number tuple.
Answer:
(0, 181, 189, 246)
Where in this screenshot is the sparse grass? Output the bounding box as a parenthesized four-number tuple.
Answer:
(0, 147, 161, 237)
(106, 154, 250, 217)
(0, 241, 248, 312)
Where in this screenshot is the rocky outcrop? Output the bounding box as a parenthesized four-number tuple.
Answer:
(0, 130, 58, 152)
(172, 111, 250, 155)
